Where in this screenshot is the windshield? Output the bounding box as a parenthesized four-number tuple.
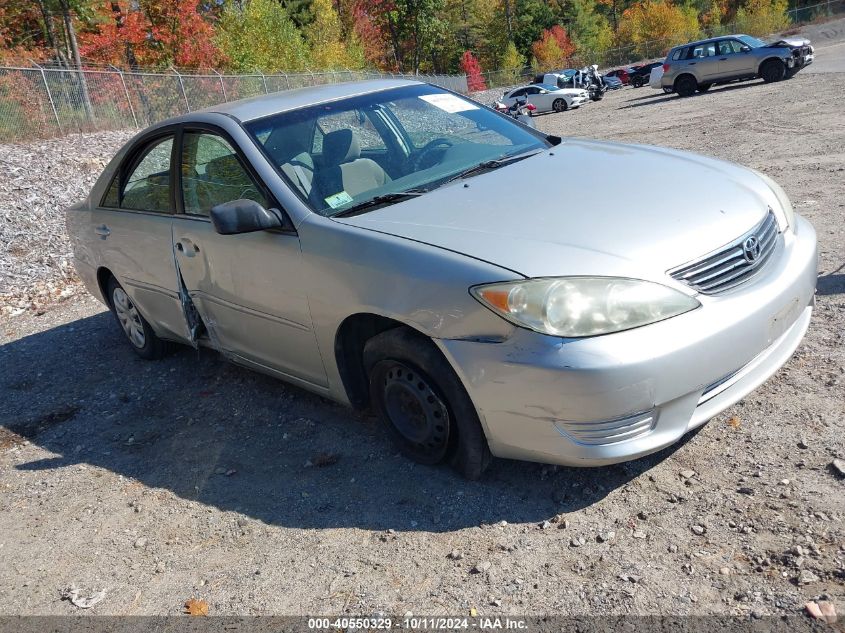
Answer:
(245, 84, 549, 217)
(738, 34, 766, 48)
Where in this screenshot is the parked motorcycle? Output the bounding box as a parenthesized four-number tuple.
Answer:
(493, 97, 537, 128)
(579, 64, 606, 101)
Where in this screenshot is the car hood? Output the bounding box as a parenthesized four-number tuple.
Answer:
(767, 37, 811, 49)
(337, 140, 783, 282)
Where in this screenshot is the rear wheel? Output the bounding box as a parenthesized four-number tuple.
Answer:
(696, 83, 712, 93)
(760, 59, 785, 83)
(364, 327, 491, 479)
(632, 76, 644, 88)
(674, 74, 697, 97)
(552, 98, 568, 112)
(106, 276, 167, 359)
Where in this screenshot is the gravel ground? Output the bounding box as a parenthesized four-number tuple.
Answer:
(0, 30, 844, 620)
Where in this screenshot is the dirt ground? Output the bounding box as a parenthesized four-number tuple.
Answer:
(1, 34, 844, 620)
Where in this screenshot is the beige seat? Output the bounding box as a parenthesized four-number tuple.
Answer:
(316, 129, 390, 199)
(263, 128, 315, 198)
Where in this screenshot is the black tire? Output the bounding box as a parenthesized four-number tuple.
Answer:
(632, 76, 644, 88)
(106, 276, 167, 360)
(760, 59, 785, 83)
(363, 327, 492, 479)
(552, 98, 568, 112)
(696, 83, 712, 93)
(662, 87, 673, 94)
(674, 74, 697, 97)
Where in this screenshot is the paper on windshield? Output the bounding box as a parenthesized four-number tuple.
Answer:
(419, 93, 479, 113)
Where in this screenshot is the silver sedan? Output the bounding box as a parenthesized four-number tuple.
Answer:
(67, 79, 817, 478)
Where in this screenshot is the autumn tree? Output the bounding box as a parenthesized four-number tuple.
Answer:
(531, 24, 575, 69)
(499, 40, 524, 82)
(460, 49, 486, 89)
(734, 0, 788, 36)
(81, 0, 221, 68)
(618, 0, 700, 57)
(215, 0, 309, 72)
(306, 0, 365, 68)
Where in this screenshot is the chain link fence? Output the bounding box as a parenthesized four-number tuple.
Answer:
(0, 66, 468, 142)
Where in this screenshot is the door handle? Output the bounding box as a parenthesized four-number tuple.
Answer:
(94, 224, 110, 238)
(175, 239, 199, 257)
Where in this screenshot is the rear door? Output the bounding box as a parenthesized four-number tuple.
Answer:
(172, 126, 327, 387)
(91, 130, 190, 342)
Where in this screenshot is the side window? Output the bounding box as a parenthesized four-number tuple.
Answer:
(312, 110, 386, 154)
(525, 87, 540, 95)
(672, 48, 686, 61)
(727, 40, 745, 53)
(181, 132, 270, 216)
(104, 136, 174, 212)
(510, 89, 526, 98)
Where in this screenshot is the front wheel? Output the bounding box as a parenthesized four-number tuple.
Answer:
(696, 83, 712, 93)
(632, 76, 644, 88)
(107, 276, 167, 359)
(364, 328, 492, 479)
(552, 98, 568, 112)
(761, 59, 786, 83)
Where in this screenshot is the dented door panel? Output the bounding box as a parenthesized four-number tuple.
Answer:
(172, 216, 328, 387)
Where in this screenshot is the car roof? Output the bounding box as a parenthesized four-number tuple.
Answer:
(671, 34, 750, 49)
(197, 78, 423, 122)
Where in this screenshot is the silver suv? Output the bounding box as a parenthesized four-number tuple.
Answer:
(662, 34, 814, 97)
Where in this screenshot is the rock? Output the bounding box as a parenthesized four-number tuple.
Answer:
(632, 530, 646, 539)
(540, 520, 552, 530)
(691, 525, 706, 535)
(779, 479, 790, 485)
(557, 519, 570, 530)
(797, 439, 809, 449)
(737, 487, 755, 495)
(133, 537, 147, 549)
(490, 598, 502, 607)
(447, 550, 464, 560)
(791, 545, 804, 557)
(637, 511, 648, 520)
(796, 570, 820, 585)
(597, 531, 615, 543)
(719, 567, 731, 575)
(570, 536, 585, 548)
(471, 561, 491, 574)
(679, 469, 696, 479)
(831, 458, 845, 477)
(668, 544, 678, 553)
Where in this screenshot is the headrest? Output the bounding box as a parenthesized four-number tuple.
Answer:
(264, 127, 311, 165)
(322, 129, 360, 166)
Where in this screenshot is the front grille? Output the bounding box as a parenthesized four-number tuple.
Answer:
(669, 210, 780, 294)
(554, 410, 656, 446)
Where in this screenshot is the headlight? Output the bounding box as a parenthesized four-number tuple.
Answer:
(753, 170, 795, 230)
(471, 277, 700, 338)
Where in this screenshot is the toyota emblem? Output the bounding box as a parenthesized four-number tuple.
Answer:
(742, 236, 761, 263)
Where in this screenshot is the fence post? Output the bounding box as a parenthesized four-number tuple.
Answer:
(170, 66, 190, 112)
(260, 71, 269, 94)
(111, 65, 138, 128)
(213, 69, 227, 102)
(31, 61, 62, 135)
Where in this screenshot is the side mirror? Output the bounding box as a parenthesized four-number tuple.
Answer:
(740, 45, 751, 52)
(210, 199, 284, 235)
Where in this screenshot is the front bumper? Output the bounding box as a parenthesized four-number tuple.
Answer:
(437, 215, 818, 467)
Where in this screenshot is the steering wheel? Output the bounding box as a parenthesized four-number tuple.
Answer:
(411, 137, 454, 171)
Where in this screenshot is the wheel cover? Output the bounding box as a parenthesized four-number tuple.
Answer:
(553, 99, 564, 112)
(380, 361, 449, 459)
(113, 287, 146, 348)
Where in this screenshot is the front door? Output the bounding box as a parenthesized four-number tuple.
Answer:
(172, 129, 327, 387)
(718, 39, 757, 77)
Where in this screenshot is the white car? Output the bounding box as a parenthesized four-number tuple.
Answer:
(502, 84, 588, 113)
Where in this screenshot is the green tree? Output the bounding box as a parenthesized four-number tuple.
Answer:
(500, 39, 524, 82)
(306, 0, 363, 68)
(568, 0, 613, 56)
(215, 0, 309, 72)
(734, 0, 788, 36)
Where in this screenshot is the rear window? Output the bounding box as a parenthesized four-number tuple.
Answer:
(671, 48, 686, 61)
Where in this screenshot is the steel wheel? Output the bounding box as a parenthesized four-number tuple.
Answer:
(552, 98, 567, 112)
(112, 286, 146, 349)
(378, 360, 450, 463)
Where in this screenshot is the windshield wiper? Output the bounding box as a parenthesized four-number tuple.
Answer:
(443, 149, 545, 185)
(332, 189, 426, 218)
